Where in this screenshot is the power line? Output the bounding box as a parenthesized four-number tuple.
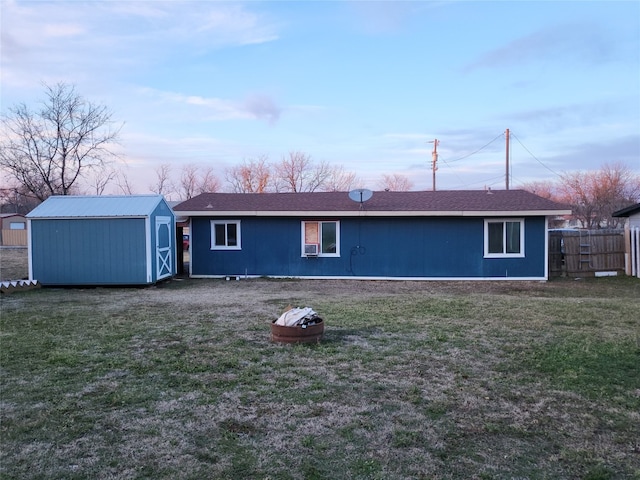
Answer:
(438, 155, 467, 186)
(444, 133, 504, 163)
(429, 130, 561, 190)
(434, 132, 505, 187)
(510, 132, 562, 178)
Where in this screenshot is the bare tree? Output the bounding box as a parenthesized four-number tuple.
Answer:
(179, 164, 221, 199)
(150, 163, 175, 197)
(115, 169, 135, 195)
(85, 166, 117, 195)
(519, 180, 560, 200)
(320, 165, 360, 192)
(198, 166, 221, 194)
(377, 173, 414, 191)
(272, 151, 332, 192)
(180, 163, 199, 200)
(0, 182, 40, 214)
(558, 162, 640, 228)
(225, 155, 272, 193)
(0, 82, 120, 201)
(520, 179, 566, 228)
(594, 162, 640, 225)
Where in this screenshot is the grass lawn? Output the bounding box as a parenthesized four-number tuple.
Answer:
(1, 277, 639, 479)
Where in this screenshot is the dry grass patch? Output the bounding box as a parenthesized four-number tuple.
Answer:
(1, 276, 639, 479)
(0, 247, 28, 281)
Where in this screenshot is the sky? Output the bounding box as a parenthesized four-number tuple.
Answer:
(1, 0, 639, 196)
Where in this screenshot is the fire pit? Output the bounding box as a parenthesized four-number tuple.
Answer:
(270, 306, 324, 344)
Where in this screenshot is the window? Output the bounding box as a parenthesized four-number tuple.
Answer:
(484, 219, 524, 258)
(302, 221, 339, 257)
(9, 222, 25, 230)
(211, 220, 241, 250)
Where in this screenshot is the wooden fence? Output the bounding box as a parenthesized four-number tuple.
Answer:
(549, 229, 625, 278)
(0, 229, 27, 246)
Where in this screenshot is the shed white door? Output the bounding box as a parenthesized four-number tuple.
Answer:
(156, 216, 173, 280)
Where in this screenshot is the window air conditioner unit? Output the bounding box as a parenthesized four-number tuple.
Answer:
(304, 243, 319, 256)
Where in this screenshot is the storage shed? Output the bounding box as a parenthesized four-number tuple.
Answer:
(27, 195, 176, 286)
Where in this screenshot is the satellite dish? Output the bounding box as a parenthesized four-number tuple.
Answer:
(348, 188, 373, 203)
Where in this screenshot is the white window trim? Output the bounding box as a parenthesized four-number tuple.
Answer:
(301, 220, 340, 257)
(211, 220, 241, 250)
(484, 218, 525, 258)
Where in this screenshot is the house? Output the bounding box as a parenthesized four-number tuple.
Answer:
(613, 203, 640, 278)
(27, 195, 176, 286)
(174, 189, 571, 281)
(0, 213, 27, 246)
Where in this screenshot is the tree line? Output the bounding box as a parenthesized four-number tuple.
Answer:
(520, 162, 639, 229)
(147, 154, 414, 200)
(1, 83, 638, 229)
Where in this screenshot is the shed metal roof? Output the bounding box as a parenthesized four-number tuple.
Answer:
(27, 195, 168, 219)
(174, 189, 571, 217)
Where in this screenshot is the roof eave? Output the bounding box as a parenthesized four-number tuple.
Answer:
(177, 209, 572, 217)
(27, 215, 150, 220)
(612, 204, 640, 217)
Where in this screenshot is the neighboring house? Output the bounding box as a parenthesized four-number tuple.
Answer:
(613, 203, 640, 229)
(613, 203, 640, 278)
(174, 189, 571, 281)
(0, 213, 27, 246)
(27, 195, 176, 286)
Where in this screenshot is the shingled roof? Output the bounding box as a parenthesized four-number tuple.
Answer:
(174, 189, 570, 217)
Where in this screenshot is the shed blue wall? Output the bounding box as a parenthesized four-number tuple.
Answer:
(190, 216, 547, 279)
(30, 218, 148, 285)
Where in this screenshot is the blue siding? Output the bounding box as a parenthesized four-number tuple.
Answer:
(31, 218, 148, 285)
(190, 216, 547, 279)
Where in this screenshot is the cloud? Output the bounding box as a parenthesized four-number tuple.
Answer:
(0, 1, 280, 88)
(41, 23, 85, 38)
(195, 5, 279, 45)
(138, 88, 282, 124)
(242, 94, 282, 125)
(463, 22, 615, 72)
(344, 1, 436, 34)
(107, 2, 171, 20)
(547, 134, 640, 173)
(504, 98, 631, 133)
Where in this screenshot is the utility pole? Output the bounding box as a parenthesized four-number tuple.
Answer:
(505, 128, 510, 190)
(429, 139, 439, 192)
